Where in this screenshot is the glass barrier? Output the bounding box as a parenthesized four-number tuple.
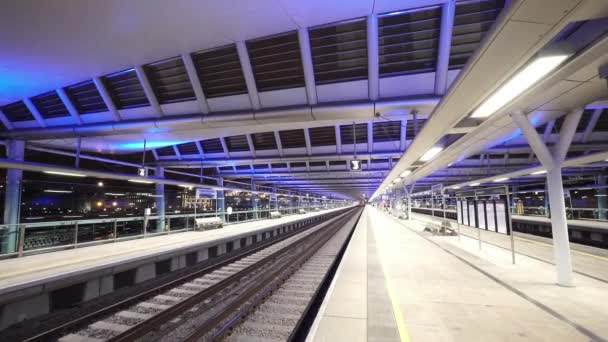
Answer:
(0, 204, 349, 258)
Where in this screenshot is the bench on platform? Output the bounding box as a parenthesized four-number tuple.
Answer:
(270, 211, 282, 219)
(423, 219, 457, 236)
(195, 217, 223, 230)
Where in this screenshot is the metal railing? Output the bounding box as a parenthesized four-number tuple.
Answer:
(0, 205, 342, 259)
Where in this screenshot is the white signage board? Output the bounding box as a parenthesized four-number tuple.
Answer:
(468, 202, 476, 227)
(457, 200, 463, 224)
(486, 201, 497, 232)
(477, 201, 486, 230)
(495, 202, 508, 234)
(462, 201, 469, 226)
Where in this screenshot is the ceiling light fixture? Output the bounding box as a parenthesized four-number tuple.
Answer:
(493, 177, 510, 182)
(44, 171, 86, 177)
(44, 189, 73, 193)
(469, 183, 480, 186)
(471, 52, 570, 118)
(531, 170, 547, 175)
(393, 178, 401, 183)
(420, 146, 443, 161)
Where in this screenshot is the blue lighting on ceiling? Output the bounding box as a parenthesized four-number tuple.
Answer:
(118, 141, 186, 149)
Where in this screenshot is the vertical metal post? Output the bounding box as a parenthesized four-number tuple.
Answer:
(456, 199, 461, 242)
(18, 224, 25, 257)
(155, 167, 165, 232)
(505, 185, 516, 264)
(113, 220, 118, 241)
(475, 194, 482, 250)
(73, 222, 79, 248)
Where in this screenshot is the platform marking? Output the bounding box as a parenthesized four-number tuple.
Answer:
(371, 215, 411, 342)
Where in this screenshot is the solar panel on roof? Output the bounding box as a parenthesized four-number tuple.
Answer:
(279, 129, 306, 148)
(450, 0, 504, 68)
(378, 6, 441, 76)
(144, 56, 195, 104)
(225, 135, 250, 152)
(103, 69, 149, 109)
(156, 146, 176, 157)
(177, 142, 199, 155)
(1, 101, 34, 122)
(309, 126, 336, 146)
(247, 31, 305, 92)
(340, 123, 368, 144)
(373, 121, 401, 142)
(191, 45, 248, 98)
(31, 91, 70, 119)
(65, 80, 108, 114)
(252, 132, 277, 150)
(200, 138, 224, 153)
(406, 119, 427, 138)
(309, 18, 368, 85)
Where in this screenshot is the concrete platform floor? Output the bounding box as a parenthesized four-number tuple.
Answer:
(308, 206, 608, 341)
(0, 207, 345, 293)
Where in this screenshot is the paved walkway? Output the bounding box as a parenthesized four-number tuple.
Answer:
(309, 206, 608, 341)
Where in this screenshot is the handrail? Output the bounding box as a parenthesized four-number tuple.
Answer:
(0, 205, 347, 258)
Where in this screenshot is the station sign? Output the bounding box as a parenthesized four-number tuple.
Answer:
(349, 159, 362, 171)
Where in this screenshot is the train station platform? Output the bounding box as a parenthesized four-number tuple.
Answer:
(0, 207, 350, 329)
(308, 206, 608, 341)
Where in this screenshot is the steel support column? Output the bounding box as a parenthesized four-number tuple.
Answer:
(270, 184, 278, 210)
(2, 140, 25, 254)
(511, 109, 583, 286)
(251, 179, 259, 220)
(598, 175, 607, 220)
(155, 167, 165, 232)
(217, 178, 225, 222)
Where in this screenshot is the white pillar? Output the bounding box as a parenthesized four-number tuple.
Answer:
(3, 140, 25, 254)
(546, 167, 573, 286)
(511, 110, 582, 286)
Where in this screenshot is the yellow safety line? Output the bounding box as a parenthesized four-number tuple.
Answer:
(374, 219, 411, 342)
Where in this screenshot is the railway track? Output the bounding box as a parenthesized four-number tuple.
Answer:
(28, 208, 359, 342)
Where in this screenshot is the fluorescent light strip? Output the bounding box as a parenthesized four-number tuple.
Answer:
(469, 183, 480, 186)
(44, 171, 86, 178)
(420, 146, 443, 161)
(531, 170, 547, 175)
(393, 178, 401, 183)
(493, 177, 510, 183)
(471, 54, 569, 118)
(104, 193, 125, 196)
(44, 189, 73, 193)
(128, 179, 153, 184)
(400, 170, 411, 177)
